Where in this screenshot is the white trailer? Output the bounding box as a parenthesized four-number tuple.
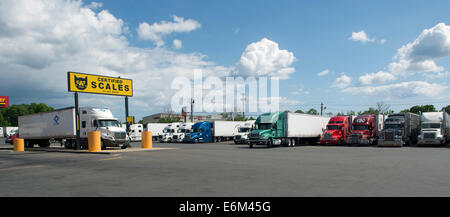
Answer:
(212, 121, 245, 142)
(145, 123, 168, 141)
(418, 112, 450, 146)
(286, 113, 330, 139)
(129, 124, 144, 141)
(18, 107, 129, 149)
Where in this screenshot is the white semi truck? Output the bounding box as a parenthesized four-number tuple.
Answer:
(418, 112, 450, 146)
(18, 107, 130, 149)
(160, 123, 182, 143)
(173, 122, 194, 142)
(234, 120, 256, 144)
(129, 124, 144, 141)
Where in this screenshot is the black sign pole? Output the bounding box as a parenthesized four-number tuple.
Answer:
(75, 92, 80, 150)
(125, 96, 129, 133)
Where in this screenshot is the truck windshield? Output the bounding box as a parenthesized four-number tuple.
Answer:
(191, 128, 199, 133)
(163, 129, 171, 133)
(239, 128, 251, 133)
(97, 120, 120, 127)
(422, 123, 440, 129)
(385, 124, 402, 129)
(353, 125, 368, 130)
(256, 123, 272, 130)
(327, 125, 340, 130)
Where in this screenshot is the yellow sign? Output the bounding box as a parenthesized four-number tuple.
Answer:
(126, 116, 135, 124)
(68, 72, 133, 97)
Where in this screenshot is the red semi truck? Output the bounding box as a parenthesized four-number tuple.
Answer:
(348, 115, 384, 145)
(320, 116, 352, 145)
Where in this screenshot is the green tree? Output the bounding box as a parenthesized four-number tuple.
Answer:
(408, 105, 436, 114)
(306, 108, 319, 115)
(442, 105, 450, 114)
(158, 117, 181, 123)
(295, 110, 304, 114)
(358, 107, 378, 115)
(0, 103, 54, 127)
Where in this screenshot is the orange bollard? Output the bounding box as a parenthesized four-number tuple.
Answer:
(13, 138, 24, 152)
(142, 131, 152, 149)
(88, 131, 101, 152)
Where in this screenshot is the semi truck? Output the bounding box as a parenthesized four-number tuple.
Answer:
(18, 107, 130, 149)
(234, 120, 256, 144)
(129, 124, 144, 141)
(249, 112, 330, 148)
(160, 123, 182, 143)
(417, 112, 450, 146)
(173, 122, 194, 142)
(3, 127, 19, 137)
(320, 116, 352, 145)
(144, 123, 168, 141)
(378, 113, 420, 147)
(348, 114, 384, 146)
(184, 121, 243, 143)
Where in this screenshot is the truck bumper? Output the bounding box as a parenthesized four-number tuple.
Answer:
(103, 139, 129, 147)
(234, 139, 248, 144)
(418, 139, 443, 145)
(249, 140, 268, 145)
(320, 139, 339, 145)
(378, 139, 403, 147)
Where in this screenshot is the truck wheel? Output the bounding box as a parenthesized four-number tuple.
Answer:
(194, 139, 199, 144)
(101, 140, 107, 150)
(249, 143, 253, 149)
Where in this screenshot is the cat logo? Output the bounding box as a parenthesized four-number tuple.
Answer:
(74, 75, 88, 90)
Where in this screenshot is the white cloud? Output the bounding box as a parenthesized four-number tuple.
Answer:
(389, 23, 450, 75)
(380, 39, 386, 44)
(290, 87, 310, 95)
(332, 73, 352, 89)
(173, 39, 182, 49)
(236, 38, 296, 79)
(359, 71, 396, 85)
(0, 0, 231, 120)
(343, 81, 448, 98)
(349, 30, 375, 43)
(88, 2, 103, 10)
(317, 69, 329, 76)
(137, 15, 201, 47)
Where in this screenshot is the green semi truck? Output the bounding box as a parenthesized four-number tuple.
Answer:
(248, 112, 330, 148)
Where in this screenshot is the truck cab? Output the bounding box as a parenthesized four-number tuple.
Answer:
(349, 115, 379, 145)
(234, 121, 255, 144)
(418, 112, 449, 146)
(320, 116, 351, 145)
(81, 107, 130, 149)
(248, 112, 284, 148)
(173, 123, 193, 142)
(160, 123, 181, 143)
(129, 124, 143, 141)
(184, 121, 212, 143)
(378, 113, 419, 147)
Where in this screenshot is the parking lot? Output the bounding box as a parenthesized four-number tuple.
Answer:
(2, 140, 450, 196)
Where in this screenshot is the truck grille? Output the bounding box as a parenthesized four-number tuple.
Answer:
(235, 135, 242, 140)
(424, 133, 436, 139)
(114, 132, 126, 140)
(324, 133, 332, 140)
(385, 131, 395, 141)
(351, 134, 361, 140)
(184, 134, 191, 141)
(250, 132, 260, 139)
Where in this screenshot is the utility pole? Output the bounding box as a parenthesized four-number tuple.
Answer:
(320, 102, 327, 116)
(190, 98, 195, 122)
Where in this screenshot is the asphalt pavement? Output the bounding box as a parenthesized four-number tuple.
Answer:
(1, 139, 450, 196)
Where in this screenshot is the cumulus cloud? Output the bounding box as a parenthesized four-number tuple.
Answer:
(349, 30, 376, 43)
(317, 69, 329, 76)
(0, 0, 231, 120)
(88, 1, 103, 9)
(332, 73, 352, 89)
(359, 71, 396, 85)
(173, 39, 182, 49)
(236, 38, 296, 79)
(343, 81, 448, 98)
(137, 15, 201, 47)
(389, 23, 450, 75)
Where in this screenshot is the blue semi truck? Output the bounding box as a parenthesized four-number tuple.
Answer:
(184, 121, 244, 143)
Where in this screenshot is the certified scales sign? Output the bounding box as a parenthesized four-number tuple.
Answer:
(68, 72, 133, 96)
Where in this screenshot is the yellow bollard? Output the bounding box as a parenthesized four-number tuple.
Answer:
(88, 131, 101, 152)
(13, 138, 24, 152)
(142, 131, 152, 149)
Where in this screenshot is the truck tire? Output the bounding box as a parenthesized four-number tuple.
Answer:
(38, 140, 50, 148)
(194, 139, 199, 144)
(101, 140, 107, 150)
(249, 143, 253, 149)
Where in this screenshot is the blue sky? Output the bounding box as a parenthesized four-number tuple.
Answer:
(1, 0, 450, 121)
